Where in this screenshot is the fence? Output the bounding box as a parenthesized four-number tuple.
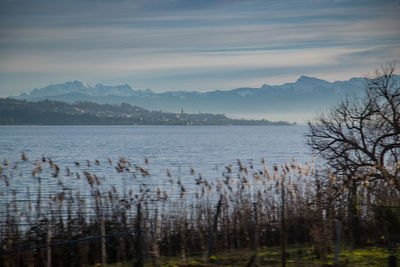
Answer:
(0, 230, 138, 256)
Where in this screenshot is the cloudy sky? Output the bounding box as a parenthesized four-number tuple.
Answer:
(0, 0, 399, 97)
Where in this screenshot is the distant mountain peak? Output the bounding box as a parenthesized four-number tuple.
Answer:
(296, 75, 329, 84)
(65, 80, 87, 87)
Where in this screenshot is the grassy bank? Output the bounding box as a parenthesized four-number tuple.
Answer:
(100, 246, 400, 267)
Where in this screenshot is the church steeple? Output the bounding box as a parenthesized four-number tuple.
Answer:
(181, 107, 184, 115)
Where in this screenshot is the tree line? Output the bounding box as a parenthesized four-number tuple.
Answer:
(0, 98, 291, 126)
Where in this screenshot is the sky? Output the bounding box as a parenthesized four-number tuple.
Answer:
(0, 0, 399, 97)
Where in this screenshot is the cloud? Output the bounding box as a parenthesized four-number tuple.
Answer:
(0, 0, 399, 96)
(0, 46, 375, 74)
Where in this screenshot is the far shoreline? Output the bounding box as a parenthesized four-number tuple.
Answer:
(0, 123, 298, 127)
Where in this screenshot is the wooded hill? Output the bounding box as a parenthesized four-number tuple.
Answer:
(0, 98, 292, 125)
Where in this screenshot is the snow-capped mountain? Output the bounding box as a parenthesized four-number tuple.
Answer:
(18, 81, 146, 98)
(12, 75, 397, 123)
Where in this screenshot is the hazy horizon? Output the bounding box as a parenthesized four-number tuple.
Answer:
(5, 73, 365, 97)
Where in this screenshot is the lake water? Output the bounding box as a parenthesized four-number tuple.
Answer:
(0, 125, 311, 171)
(0, 125, 312, 215)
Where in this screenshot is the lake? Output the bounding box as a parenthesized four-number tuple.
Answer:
(0, 125, 312, 215)
(0, 125, 311, 171)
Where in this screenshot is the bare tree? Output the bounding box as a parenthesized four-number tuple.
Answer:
(307, 62, 400, 245)
(308, 61, 400, 192)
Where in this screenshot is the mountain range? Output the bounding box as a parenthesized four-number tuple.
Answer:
(12, 75, 398, 123)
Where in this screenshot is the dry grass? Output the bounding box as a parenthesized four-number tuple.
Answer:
(0, 153, 399, 266)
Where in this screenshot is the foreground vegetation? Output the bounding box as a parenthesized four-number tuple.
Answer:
(0, 153, 399, 266)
